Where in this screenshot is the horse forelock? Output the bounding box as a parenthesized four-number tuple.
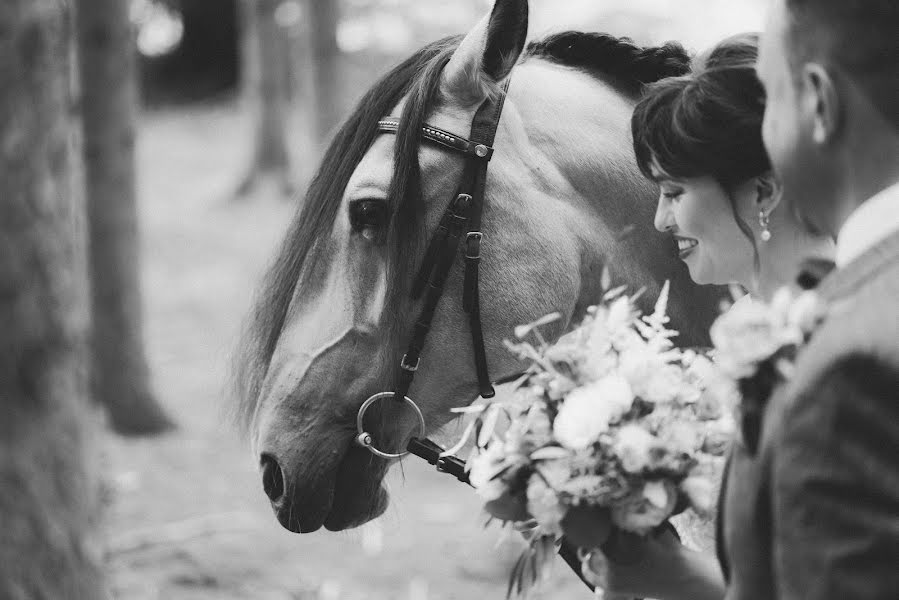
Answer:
(232, 31, 699, 434)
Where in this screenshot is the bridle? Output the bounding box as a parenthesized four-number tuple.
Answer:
(349, 78, 601, 593)
(353, 77, 513, 461)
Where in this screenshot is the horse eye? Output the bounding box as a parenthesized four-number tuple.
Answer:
(349, 199, 388, 237)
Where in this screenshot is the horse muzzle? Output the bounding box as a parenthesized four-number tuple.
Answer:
(258, 442, 391, 533)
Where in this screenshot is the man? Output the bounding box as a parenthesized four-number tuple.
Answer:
(587, 2, 899, 598)
(722, 1, 899, 598)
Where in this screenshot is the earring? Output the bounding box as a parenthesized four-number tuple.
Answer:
(759, 210, 772, 242)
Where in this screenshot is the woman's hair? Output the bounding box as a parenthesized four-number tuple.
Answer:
(631, 32, 769, 271)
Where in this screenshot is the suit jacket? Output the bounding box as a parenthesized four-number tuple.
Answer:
(718, 230, 899, 600)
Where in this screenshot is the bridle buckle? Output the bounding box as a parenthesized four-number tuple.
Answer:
(465, 231, 483, 259)
(400, 353, 420, 372)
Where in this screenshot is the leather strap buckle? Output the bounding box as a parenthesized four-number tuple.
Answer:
(400, 353, 420, 372)
(465, 232, 482, 259)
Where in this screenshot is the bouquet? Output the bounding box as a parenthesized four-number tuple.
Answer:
(447, 280, 735, 597)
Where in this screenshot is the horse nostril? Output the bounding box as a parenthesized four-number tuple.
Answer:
(260, 453, 285, 502)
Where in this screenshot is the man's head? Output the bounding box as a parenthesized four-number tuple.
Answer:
(757, 0, 899, 237)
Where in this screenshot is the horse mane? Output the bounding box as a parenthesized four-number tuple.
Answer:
(525, 32, 692, 94)
(232, 31, 692, 432)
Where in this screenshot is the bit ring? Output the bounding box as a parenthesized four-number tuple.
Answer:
(354, 392, 426, 459)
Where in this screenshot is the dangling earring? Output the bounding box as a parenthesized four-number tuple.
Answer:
(759, 210, 772, 242)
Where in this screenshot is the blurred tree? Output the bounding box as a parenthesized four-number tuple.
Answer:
(236, 0, 295, 197)
(309, 0, 341, 143)
(0, 0, 105, 597)
(77, 0, 175, 434)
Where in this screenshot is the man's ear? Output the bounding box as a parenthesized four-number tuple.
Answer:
(803, 63, 842, 145)
(440, 0, 529, 105)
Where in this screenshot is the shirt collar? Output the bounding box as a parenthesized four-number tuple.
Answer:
(836, 181, 899, 268)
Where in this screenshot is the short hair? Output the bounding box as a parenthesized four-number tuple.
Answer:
(631, 33, 768, 272)
(785, 0, 899, 127)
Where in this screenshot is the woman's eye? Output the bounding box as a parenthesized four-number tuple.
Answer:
(662, 190, 682, 201)
(349, 199, 387, 237)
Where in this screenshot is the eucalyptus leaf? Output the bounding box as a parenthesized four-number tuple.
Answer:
(478, 404, 500, 448)
(529, 446, 570, 461)
(439, 420, 475, 457)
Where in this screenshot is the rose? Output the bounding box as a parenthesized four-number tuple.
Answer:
(710, 299, 784, 379)
(614, 425, 656, 473)
(553, 375, 634, 450)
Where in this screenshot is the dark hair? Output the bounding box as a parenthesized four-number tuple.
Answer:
(631, 33, 769, 271)
(784, 0, 899, 128)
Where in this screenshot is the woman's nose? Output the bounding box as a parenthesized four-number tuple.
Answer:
(654, 197, 674, 233)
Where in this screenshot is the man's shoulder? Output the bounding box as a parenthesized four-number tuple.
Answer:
(798, 261, 899, 380)
(763, 265, 899, 440)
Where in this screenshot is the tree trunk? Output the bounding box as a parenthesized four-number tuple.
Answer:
(0, 1, 105, 597)
(77, 0, 174, 435)
(309, 0, 341, 144)
(236, 0, 294, 198)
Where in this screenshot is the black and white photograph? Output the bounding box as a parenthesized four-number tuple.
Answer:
(2, 1, 897, 598)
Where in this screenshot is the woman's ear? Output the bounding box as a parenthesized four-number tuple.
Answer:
(440, 0, 529, 105)
(755, 172, 783, 216)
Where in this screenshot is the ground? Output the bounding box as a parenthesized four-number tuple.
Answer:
(101, 102, 598, 600)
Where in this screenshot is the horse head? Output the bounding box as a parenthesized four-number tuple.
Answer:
(234, 0, 722, 533)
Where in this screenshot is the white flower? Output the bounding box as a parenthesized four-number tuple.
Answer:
(618, 342, 687, 404)
(605, 296, 633, 333)
(710, 298, 784, 379)
(680, 475, 716, 516)
(553, 376, 634, 450)
(643, 481, 670, 509)
(578, 348, 618, 383)
(601, 374, 636, 416)
(614, 425, 656, 473)
(787, 290, 825, 334)
(546, 375, 577, 401)
(663, 421, 700, 454)
(468, 442, 508, 502)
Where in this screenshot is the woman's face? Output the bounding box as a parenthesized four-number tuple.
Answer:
(651, 165, 757, 286)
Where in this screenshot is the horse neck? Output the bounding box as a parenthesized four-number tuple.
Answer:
(498, 60, 721, 344)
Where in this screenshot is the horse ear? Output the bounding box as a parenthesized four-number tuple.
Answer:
(441, 0, 529, 103)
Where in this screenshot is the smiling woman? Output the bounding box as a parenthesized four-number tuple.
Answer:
(631, 33, 833, 299)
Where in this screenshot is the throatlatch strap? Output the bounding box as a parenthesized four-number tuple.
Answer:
(459, 80, 510, 398)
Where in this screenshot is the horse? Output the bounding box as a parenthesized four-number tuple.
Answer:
(234, 0, 722, 535)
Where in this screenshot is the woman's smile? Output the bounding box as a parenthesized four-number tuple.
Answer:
(675, 235, 699, 259)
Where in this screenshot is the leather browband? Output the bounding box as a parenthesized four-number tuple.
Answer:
(378, 118, 495, 161)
